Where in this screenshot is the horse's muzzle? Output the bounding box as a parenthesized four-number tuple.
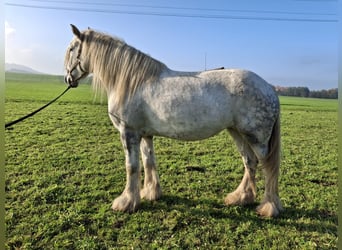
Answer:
(64, 74, 79, 88)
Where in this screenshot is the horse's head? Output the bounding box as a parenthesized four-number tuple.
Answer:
(64, 24, 89, 88)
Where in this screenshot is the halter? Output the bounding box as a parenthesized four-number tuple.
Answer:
(68, 58, 87, 76)
(66, 40, 88, 84)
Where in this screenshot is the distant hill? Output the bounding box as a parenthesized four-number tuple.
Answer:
(5, 71, 64, 83)
(5, 63, 44, 74)
(5, 71, 93, 85)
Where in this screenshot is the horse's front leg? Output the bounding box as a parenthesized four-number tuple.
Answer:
(140, 136, 162, 201)
(112, 129, 141, 213)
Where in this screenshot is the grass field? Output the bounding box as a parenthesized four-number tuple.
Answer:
(5, 73, 338, 249)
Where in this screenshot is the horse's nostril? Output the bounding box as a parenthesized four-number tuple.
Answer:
(64, 75, 73, 85)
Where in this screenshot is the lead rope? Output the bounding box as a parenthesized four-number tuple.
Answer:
(5, 86, 72, 129)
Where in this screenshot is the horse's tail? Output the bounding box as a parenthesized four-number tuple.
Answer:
(263, 113, 281, 176)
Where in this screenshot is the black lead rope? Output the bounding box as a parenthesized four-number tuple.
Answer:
(5, 86, 72, 129)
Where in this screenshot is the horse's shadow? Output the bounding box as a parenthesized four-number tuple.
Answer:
(138, 194, 337, 235)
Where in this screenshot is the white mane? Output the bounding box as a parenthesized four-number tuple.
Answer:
(82, 29, 167, 105)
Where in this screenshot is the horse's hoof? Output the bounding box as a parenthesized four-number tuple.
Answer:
(140, 184, 162, 201)
(224, 190, 255, 206)
(256, 200, 283, 217)
(112, 193, 140, 213)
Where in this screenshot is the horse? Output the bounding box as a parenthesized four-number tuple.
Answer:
(64, 24, 283, 217)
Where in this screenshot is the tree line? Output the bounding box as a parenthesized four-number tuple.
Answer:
(274, 86, 338, 99)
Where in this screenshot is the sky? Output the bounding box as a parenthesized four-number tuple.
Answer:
(5, 0, 338, 90)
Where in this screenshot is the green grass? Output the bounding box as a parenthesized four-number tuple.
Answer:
(5, 74, 338, 249)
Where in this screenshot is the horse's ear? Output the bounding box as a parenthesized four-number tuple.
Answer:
(70, 24, 83, 40)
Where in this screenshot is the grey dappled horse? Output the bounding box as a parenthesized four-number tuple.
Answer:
(64, 25, 283, 217)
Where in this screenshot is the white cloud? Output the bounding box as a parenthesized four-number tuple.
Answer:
(5, 21, 16, 63)
(5, 21, 15, 57)
(5, 21, 15, 40)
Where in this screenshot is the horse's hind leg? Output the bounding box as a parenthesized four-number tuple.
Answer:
(252, 142, 283, 217)
(140, 136, 162, 201)
(252, 118, 283, 217)
(225, 128, 258, 206)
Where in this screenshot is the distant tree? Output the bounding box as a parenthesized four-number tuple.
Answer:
(310, 88, 338, 99)
(293, 87, 310, 97)
(274, 86, 338, 99)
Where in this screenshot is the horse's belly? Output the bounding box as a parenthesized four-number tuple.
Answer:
(151, 122, 228, 141)
(143, 99, 234, 140)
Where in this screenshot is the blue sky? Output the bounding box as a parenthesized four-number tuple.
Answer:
(5, 0, 338, 90)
